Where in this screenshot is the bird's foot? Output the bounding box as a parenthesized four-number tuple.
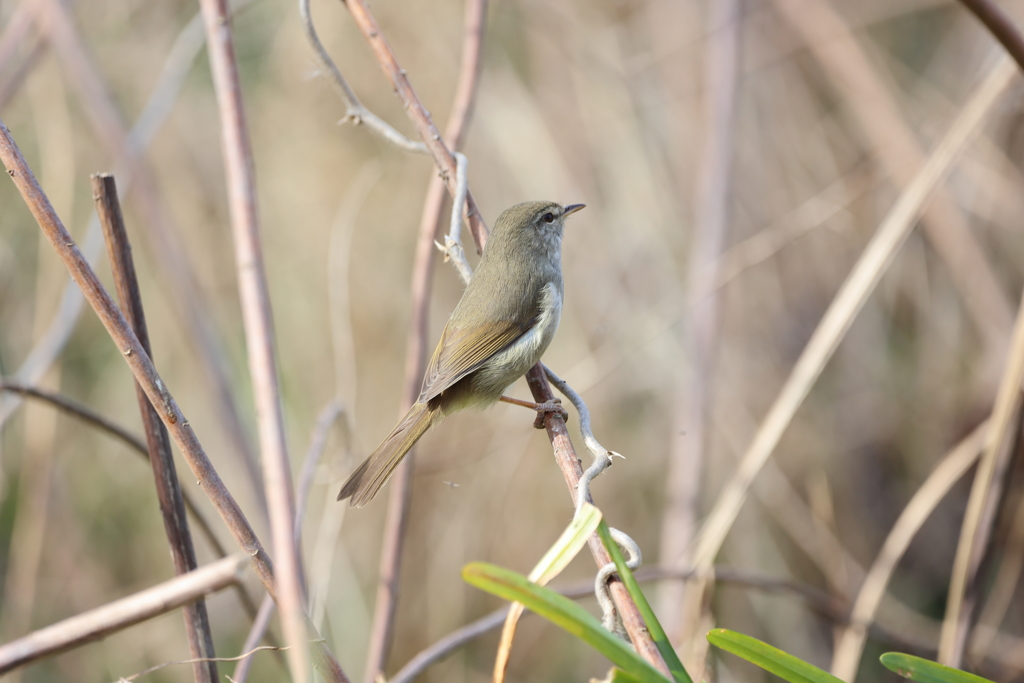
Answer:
(499, 395, 569, 429)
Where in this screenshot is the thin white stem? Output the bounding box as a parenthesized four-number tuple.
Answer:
(439, 152, 473, 286)
(298, 0, 426, 154)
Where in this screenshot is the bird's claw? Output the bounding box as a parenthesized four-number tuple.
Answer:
(533, 398, 568, 429)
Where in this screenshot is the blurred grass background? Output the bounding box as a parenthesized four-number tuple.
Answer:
(2, 0, 1024, 681)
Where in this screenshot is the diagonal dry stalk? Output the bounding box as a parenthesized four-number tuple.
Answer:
(689, 55, 1017, 576)
(940, 290, 1024, 666)
(93, 173, 218, 683)
(0, 120, 351, 682)
(0, 554, 248, 675)
(831, 421, 988, 680)
(194, 0, 308, 678)
(771, 0, 1015, 348)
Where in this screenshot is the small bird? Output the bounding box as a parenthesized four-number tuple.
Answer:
(338, 200, 584, 507)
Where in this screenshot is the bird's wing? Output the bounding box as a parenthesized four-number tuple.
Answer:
(420, 316, 536, 401)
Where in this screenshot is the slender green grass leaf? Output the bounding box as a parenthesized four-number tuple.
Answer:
(606, 667, 647, 683)
(530, 502, 602, 583)
(463, 562, 671, 683)
(495, 503, 603, 681)
(707, 629, 844, 683)
(597, 521, 692, 683)
(880, 653, 995, 683)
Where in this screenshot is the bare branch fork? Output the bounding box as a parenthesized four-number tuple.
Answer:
(0, 122, 350, 682)
(299, 0, 426, 153)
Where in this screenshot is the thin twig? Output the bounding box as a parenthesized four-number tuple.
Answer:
(299, 0, 426, 153)
(0, 554, 248, 675)
(194, 0, 308, 678)
(690, 57, 1017, 572)
(957, 0, 1024, 73)
(940, 290, 1024, 666)
(360, 1, 488, 680)
(0, 381, 147, 453)
(94, 173, 218, 683)
(0, 120, 349, 683)
(342, 0, 488, 250)
(831, 421, 988, 680)
(113, 645, 286, 683)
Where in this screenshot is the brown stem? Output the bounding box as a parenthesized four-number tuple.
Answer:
(93, 173, 218, 683)
(0, 120, 349, 683)
(525, 365, 671, 675)
(0, 555, 247, 675)
(194, 0, 308, 679)
(957, 0, 1024, 73)
(359, 1, 489, 681)
(342, 0, 488, 251)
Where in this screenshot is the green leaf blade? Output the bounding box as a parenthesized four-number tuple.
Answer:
(880, 653, 995, 683)
(707, 629, 844, 683)
(462, 562, 671, 683)
(596, 522, 692, 683)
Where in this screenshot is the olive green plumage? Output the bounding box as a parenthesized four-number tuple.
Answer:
(338, 200, 584, 507)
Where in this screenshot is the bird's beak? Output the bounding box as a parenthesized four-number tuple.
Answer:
(562, 203, 586, 217)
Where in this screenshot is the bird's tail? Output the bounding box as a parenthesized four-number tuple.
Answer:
(337, 401, 440, 507)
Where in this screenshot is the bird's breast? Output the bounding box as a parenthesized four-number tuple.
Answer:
(471, 281, 562, 400)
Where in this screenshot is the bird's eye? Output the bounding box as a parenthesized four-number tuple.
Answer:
(541, 212, 555, 223)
